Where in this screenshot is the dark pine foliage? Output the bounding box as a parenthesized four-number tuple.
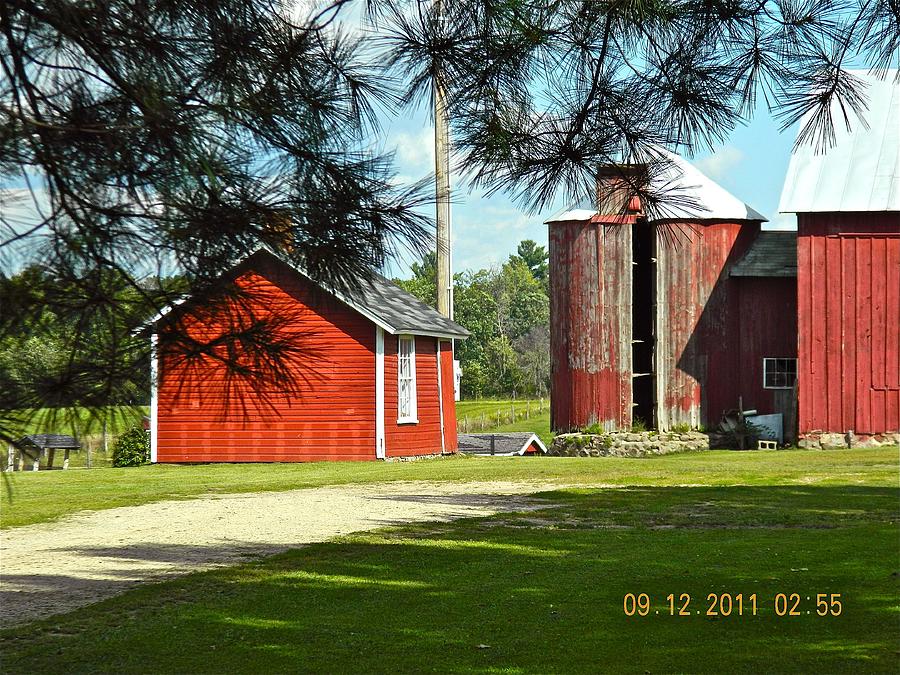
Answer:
(0, 0, 431, 441)
(378, 0, 899, 213)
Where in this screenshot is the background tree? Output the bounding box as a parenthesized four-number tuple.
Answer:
(396, 243, 550, 398)
(512, 239, 548, 285)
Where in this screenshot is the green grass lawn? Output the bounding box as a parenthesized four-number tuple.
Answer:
(1, 451, 897, 673)
(2, 447, 896, 531)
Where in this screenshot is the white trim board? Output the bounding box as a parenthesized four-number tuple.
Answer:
(436, 339, 445, 453)
(375, 327, 386, 459)
(149, 333, 159, 463)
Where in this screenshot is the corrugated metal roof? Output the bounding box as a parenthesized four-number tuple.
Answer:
(730, 231, 797, 277)
(545, 149, 766, 223)
(778, 70, 900, 213)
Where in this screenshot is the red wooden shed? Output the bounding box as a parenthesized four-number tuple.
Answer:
(779, 71, 900, 442)
(546, 150, 797, 434)
(148, 250, 468, 462)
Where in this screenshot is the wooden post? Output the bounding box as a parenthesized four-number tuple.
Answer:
(526, 400, 530, 419)
(510, 403, 515, 424)
(434, 0, 452, 320)
(32, 449, 41, 471)
(63, 449, 70, 470)
(497, 410, 501, 427)
(6, 444, 14, 472)
(464, 415, 469, 433)
(481, 412, 485, 431)
(47, 448, 56, 469)
(15, 449, 22, 471)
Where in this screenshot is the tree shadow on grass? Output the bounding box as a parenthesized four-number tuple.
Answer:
(1, 485, 898, 674)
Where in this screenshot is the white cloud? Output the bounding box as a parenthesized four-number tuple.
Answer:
(391, 126, 436, 172)
(695, 145, 745, 181)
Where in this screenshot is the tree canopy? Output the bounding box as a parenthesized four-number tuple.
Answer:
(396, 240, 550, 398)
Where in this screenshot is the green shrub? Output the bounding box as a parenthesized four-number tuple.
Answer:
(582, 422, 604, 435)
(112, 426, 150, 467)
(630, 417, 648, 433)
(671, 422, 692, 434)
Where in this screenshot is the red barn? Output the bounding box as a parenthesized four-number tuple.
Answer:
(779, 71, 900, 443)
(547, 150, 798, 434)
(148, 249, 468, 462)
(547, 72, 898, 446)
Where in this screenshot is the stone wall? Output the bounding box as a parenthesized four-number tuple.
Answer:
(549, 431, 709, 457)
(798, 432, 900, 450)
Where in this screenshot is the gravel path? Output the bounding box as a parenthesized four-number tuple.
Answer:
(0, 481, 565, 628)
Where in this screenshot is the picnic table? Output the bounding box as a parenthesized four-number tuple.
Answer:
(6, 434, 81, 471)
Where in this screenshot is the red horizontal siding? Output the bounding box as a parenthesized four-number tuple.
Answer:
(156, 255, 377, 462)
(384, 335, 443, 457)
(797, 213, 900, 435)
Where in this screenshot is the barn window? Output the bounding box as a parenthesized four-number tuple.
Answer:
(397, 336, 417, 422)
(763, 358, 797, 389)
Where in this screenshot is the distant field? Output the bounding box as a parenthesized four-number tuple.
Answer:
(456, 398, 549, 436)
(490, 410, 552, 444)
(3, 407, 148, 469)
(4, 406, 148, 438)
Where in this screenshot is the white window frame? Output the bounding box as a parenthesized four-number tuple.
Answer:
(397, 335, 418, 423)
(763, 357, 797, 390)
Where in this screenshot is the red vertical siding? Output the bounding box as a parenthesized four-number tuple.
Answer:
(439, 341, 459, 452)
(549, 218, 633, 432)
(384, 335, 444, 456)
(157, 255, 377, 461)
(735, 277, 799, 438)
(797, 213, 900, 435)
(655, 221, 759, 430)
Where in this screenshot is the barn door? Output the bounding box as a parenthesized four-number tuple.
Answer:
(842, 234, 900, 434)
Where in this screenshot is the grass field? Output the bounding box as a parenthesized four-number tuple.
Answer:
(456, 398, 549, 433)
(1, 448, 897, 673)
(2, 447, 896, 530)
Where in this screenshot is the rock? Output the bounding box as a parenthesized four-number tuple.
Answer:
(819, 433, 848, 449)
(850, 435, 882, 448)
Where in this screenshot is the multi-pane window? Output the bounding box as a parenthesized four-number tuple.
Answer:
(763, 358, 797, 389)
(398, 336, 417, 421)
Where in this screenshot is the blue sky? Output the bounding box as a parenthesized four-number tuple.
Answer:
(383, 101, 800, 279)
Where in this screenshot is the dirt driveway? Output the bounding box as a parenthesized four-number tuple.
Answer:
(0, 481, 567, 628)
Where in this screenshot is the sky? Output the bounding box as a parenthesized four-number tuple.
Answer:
(382, 100, 800, 279)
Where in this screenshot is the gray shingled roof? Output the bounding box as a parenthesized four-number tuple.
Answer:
(17, 434, 81, 449)
(730, 231, 797, 278)
(458, 433, 548, 456)
(340, 271, 470, 339)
